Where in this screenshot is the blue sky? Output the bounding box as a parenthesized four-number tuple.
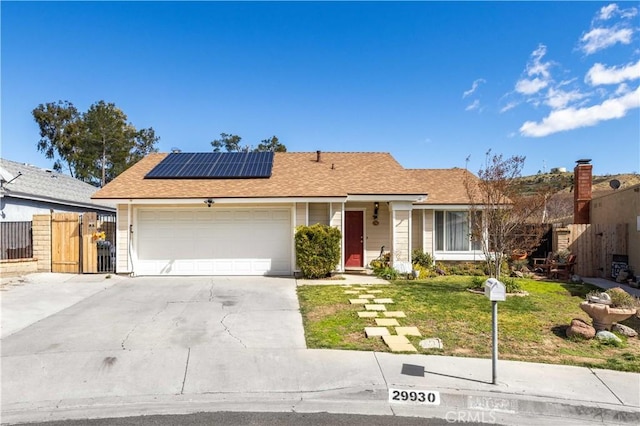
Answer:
(2, 1, 639, 176)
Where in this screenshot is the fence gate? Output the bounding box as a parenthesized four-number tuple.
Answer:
(81, 212, 117, 273)
(51, 213, 80, 273)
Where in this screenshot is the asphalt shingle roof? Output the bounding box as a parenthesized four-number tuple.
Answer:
(92, 152, 477, 205)
(0, 158, 115, 211)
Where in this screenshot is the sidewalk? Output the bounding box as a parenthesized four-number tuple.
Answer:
(3, 348, 639, 425)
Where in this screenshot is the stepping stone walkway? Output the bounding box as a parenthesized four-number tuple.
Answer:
(345, 286, 420, 352)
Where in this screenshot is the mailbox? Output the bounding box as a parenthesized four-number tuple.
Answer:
(484, 278, 506, 302)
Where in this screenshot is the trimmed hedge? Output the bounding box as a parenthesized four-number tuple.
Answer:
(295, 224, 341, 279)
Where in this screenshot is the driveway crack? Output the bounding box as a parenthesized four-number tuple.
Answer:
(220, 313, 247, 348)
(181, 347, 191, 395)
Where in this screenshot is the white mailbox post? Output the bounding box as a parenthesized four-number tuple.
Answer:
(484, 278, 506, 384)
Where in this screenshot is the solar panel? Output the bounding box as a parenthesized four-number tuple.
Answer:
(145, 151, 274, 179)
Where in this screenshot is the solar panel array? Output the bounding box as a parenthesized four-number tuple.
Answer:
(145, 152, 275, 179)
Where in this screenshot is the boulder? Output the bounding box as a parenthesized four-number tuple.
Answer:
(596, 330, 622, 344)
(612, 323, 638, 338)
(566, 318, 595, 339)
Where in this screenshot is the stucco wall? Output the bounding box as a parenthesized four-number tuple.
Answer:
(590, 184, 640, 271)
(1, 197, 113, 222)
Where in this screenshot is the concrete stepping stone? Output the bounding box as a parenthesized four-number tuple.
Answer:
(375, 318, 400, 326)
(383, 335, 418, 352)
(349, 299, 368, 304)
(358, 294, 376, 299)
(365, 304, 386, 311)
(358, 311, 378, 318)
(420, 337, 443, 349)
(368, 290, 384, 294)
(395, 326, 422, 336)
(383, 311, 406, 318)
(365, 327, 390, 337)
(344, 290, 360, 294)
(354, 287, 368, 290)
(374, 298, 394, 304)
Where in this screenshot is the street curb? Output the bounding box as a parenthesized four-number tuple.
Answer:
(2, 387, 639, 425)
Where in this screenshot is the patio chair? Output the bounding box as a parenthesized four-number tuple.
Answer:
(550, 254, 577, 280)
(533, 252, 554, 275)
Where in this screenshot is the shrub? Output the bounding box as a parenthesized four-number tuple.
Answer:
(295, 224, 341, 279)
(502, 277, 522, 293)
(412, 263, 434, 279)
(606, 288, 640, 309)
(377, 266, 399, 280)
(412, 249, 433, 268)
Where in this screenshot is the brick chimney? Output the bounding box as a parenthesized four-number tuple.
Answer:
(573, 159, 592, 224)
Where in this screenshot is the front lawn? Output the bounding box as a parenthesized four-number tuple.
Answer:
(297, 276, 640, 372)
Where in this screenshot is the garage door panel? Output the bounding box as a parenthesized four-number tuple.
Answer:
(136, 208, 291, 276)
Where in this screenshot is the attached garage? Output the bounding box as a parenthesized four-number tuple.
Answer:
(135, 207, 292, 276)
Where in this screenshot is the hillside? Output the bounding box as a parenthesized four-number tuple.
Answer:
(517, 172, 640, 195)
(516, 172, 640, 224)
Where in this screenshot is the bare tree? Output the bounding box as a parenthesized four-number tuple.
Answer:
(465, 152, 551, 278)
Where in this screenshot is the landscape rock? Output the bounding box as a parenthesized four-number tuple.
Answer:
(566, 318, 595, 340)
(612, 323, 638, 338)
(419, 338, 443, 350)
(595, 330, 622, 344)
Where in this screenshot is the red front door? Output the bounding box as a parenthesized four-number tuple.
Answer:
(345, 211, 364, 268)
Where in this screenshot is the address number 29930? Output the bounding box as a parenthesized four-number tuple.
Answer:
(388, 389, 440, 405)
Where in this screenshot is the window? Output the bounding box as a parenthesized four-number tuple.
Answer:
(435, 210, 481, 251)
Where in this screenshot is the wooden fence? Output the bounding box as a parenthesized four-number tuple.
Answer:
(558, 223, 628, 278)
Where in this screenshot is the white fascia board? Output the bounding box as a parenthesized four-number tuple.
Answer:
(103, 197, 348, 205)
(347, 194, 427, 202)
(389, 201, 414, 211)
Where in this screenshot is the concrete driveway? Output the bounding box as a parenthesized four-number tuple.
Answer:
(1, 275, 306, 407)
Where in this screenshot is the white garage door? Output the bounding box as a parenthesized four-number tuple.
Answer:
(135, 208, 292, 276)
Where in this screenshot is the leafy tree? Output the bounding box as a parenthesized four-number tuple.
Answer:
(465, 152, 551, 278)
(211, 133, 287, 152)
(211, 133, 248, 152)
(33, 100, 159, 186)
(257, 136, 287, 152)
(32, 101, 82, 176)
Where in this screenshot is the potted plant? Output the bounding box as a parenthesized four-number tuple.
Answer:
(580, 288, 639, 331)
(510, 248, 527, 261)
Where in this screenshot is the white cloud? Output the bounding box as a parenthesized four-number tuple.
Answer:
(597, 4, 619, 20)
(515, 44, 553, 95)
(500, 101, 518, 113)
(544, 88, 588, 110)
(516, 77, 549, 95)
(520, 85, 640, 137)
(585, 60, 640, 85)
(615, 83, 630, 95)
(527, 45, 551, 78)
(596, 3, 638, 20)
(465, 100, 480, 111)
(462, 78, 486, 98)
(580, 27, 633, 54)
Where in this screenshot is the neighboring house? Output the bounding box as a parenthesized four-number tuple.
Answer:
(92, 151, 482, 276)
(0, 158, 116, 221)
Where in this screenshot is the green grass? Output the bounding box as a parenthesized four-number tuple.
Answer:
(297, 276, 640, 372)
